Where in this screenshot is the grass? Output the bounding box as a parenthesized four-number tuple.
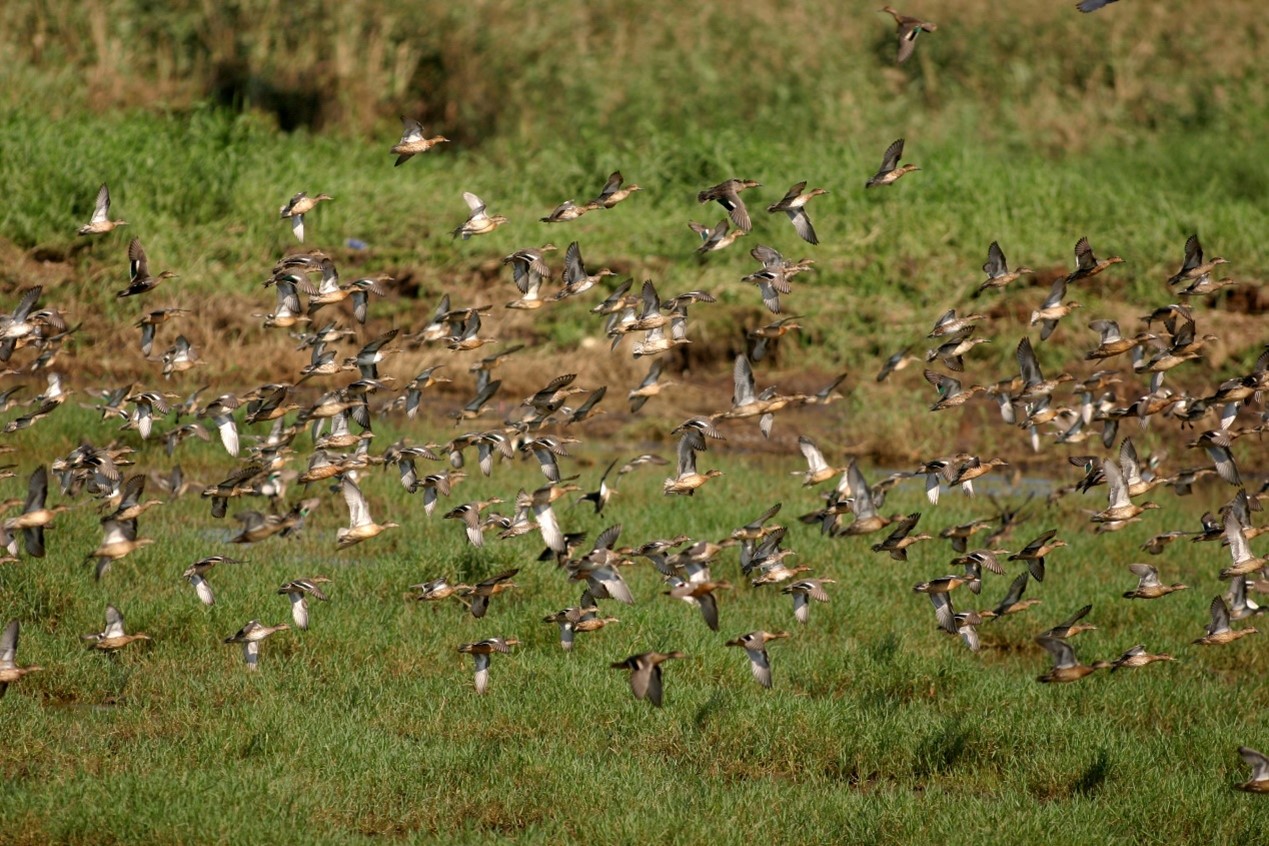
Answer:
(1, 1, 1268, 842)
(1, 408, 1269, 843)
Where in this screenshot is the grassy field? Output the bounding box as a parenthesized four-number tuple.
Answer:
(1, 0, 1269, 843)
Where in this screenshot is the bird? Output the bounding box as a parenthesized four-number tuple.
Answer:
(782, 578, 836, 624)
(665, 580, 731, 631)
(767, 182, 827, 244)
(725, 630, 790, 687)
(336, 474, 400, 549)
(458, 637, 519, 694)
(974, 242, 1032, 297)
(584, 171, 641, 210)
(1194, 596, 1259, 646)
(866, 138, 919, 187)
(1035, 636, 1109, 683)
(1076, 0, 1120, 11)
(4, 465, 66, 558)
(278, 192, 333, 243)
(0, 620, 42, 697)
(1236, 747, 1269, 793)
(82, 605, 151, 652)
(1122, 563, 1188, 599)
(118, 238, 177, 298)
(462, 569, 520, 619)
(451, 191, 508, 239)
(1108, 644, 1175, 672)
(390, 116, 448, 165)
(182, 556, 240, 606)
(881, 6, 937, 63)
(78, 183, 127, 235)
(277, 578, 331, 630)
(1007, 529, 1066, 582)
(610, 651, 684, 707)
(1038, 605, 1096, 640)
(223, 620, 290, 669)
(696, 179, 760, 232)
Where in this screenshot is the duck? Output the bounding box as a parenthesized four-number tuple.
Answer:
(1167, 234, 1228, 288)
(182, 556, 240, 606)
(1065, 236, 1124, 284)
(923, 370, 986, 411)
(1193, 596, 1259, 646)
(1122, 563, 1188, 599)
(697, 179, 760, 232)
(1029, 277, 1081, 341)
(725, 630, 790, 688)
(1092, 460, 1160, 524)
(1038, 604, 1096, 639)
(82, 605, 151, 652)
(451, 191, 508, 239)
(1108, 644, 1176, 672)
(877, 346, 920, 382)
(1007, 529, 1066, 582)
(553, 241, 616, 300)
(795, 435, 843, 486)
(78, 183, 128, 235)
(390, 116, 448, 165)
(1219, 510, 1267, 580)
(871, 512, 932, 561)
(881, 6, 937, 63)
(336, 474, 399, 549)
(278, 192, 333, 243)
(458, 637, 519, 694)
(118, 238, 178, 298)
(89, 515, 154, 581)
(461, 569, 520, 619)
(224, 620, 290, 669)
(782, 578, 836, 624)
(543, 607, 617, 651)
(665, 580, 731, 631)
(4, 465, 67, 558)
(610, 651, 684, 707)
(690, 219, 747, 255)
(974, 242, 1033, 297)
(585, 171, 641, 210)
(767, 182, 827, 244)
(982, 571, 1041, 620)
(1236, 747, 1269, 793)
(0, 620, 42, 697)
(277, 578, 331, 630)
(1035, 636, 1110, 683)
(663, 431, 724, 496)
(866, 138, 919, 187)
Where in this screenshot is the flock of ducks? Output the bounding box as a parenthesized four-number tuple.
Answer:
(2, 2, 1267, 792)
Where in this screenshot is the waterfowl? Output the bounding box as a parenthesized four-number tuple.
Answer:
(336, 474, 399, 549)
(925, 331, 990, 373)
(665, 580, 731, 631)
(881, 6, 937, 63)
(1189, 429, 1242, 487)
(1092, 460, 1160, 523)
(554, 241, 616, 300)
(1065, 236, 1124, 284)
(458, 637, 519, 694)
(866, 138, 919, 187)
(1035, 636, 1110, 683)
(1029, 277, 1081, 341)
(877, 346, 920, 382)
(974, 242, 1033, 297)
(544, 607, 617, 651)
(577, 459, 619, 514)
(1237, 747, 1269, 793)
(690, 219, 747, 255)
(1007, 529, 1066, 582)
(160, 335, 203, 378)
(390, 116, 448, 165)
(462, 569, 520, 619)
(983, 571, 1041, 620)
(279, 192, 333, 243)
(663, 430, 723, 496)
(4, 466, 66, 558)
(116, 238, 178, 298)
(90, 514, 153, 580)
(585, 171, 641, 210)
(767, 182, 827, 244)
(1109, 644, 1175, 672)
(923, 370, 986, 411)
(1219, 510, 1266, 580)
(78, 183, 127, 235)
(444, 498, 504, 547)
(1167, 234, 1228, 288)
(1193, 596, 1259, 646)
(871, 511, 932, 561)
(182, 556, 240, 606)
(1122, 563, 1188, 599)
(1039, 604, 1096, 640)
(1086, 320, 1153, 361)
(451, 191, 508, 239)
(224, 620, 290, 669)
(697, 179, 760, 232)
(82, 605, 151, 652)
(1077, 0, 1120, 11)
(726, 630, 790, 688)
(795, 435, 843, 486)
(277, 577, 331, 630)
(0, 620, 42, 697)
(611, 651, 684, 707)
(782, 578, 835, 624)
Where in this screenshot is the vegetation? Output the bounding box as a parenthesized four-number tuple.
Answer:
(1, 1, 1268, 842)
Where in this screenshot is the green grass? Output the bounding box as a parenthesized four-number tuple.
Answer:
(1, 408, 1269, 844)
